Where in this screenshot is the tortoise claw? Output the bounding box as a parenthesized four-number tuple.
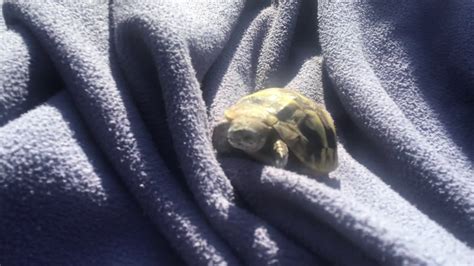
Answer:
(273, 140, 289, 168)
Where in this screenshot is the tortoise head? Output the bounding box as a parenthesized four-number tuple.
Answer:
(227, 117, 271, 153)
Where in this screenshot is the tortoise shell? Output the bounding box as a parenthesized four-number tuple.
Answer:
(215, 88, 338, 175)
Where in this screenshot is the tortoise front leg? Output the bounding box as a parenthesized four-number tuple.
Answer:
(233, 137, 289, 169)
(273, 139, 289, 168)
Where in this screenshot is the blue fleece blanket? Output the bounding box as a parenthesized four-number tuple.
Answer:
(0, 0, 473, 265)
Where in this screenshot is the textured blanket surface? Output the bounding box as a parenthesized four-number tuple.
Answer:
(0, 0, 473, 265)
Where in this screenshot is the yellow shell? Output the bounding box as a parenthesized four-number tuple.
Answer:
(216, 88, 338, 175)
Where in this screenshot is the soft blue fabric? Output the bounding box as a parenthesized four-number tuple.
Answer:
(0, 0, 472, 265)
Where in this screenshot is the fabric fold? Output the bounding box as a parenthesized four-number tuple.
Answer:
(2, 1, 238, 264)
(112, 1, 319, 264)
(320, 0, 474, 246)
(1, 0, 473, 265)
(0, 25, 60, 126)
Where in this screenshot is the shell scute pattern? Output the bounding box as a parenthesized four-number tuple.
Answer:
(213, 88, 338, 175)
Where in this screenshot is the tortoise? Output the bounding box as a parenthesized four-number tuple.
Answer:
(212, 87, 338, 175)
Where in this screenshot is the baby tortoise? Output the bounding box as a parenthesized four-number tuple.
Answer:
(212, 88, 338, 175)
